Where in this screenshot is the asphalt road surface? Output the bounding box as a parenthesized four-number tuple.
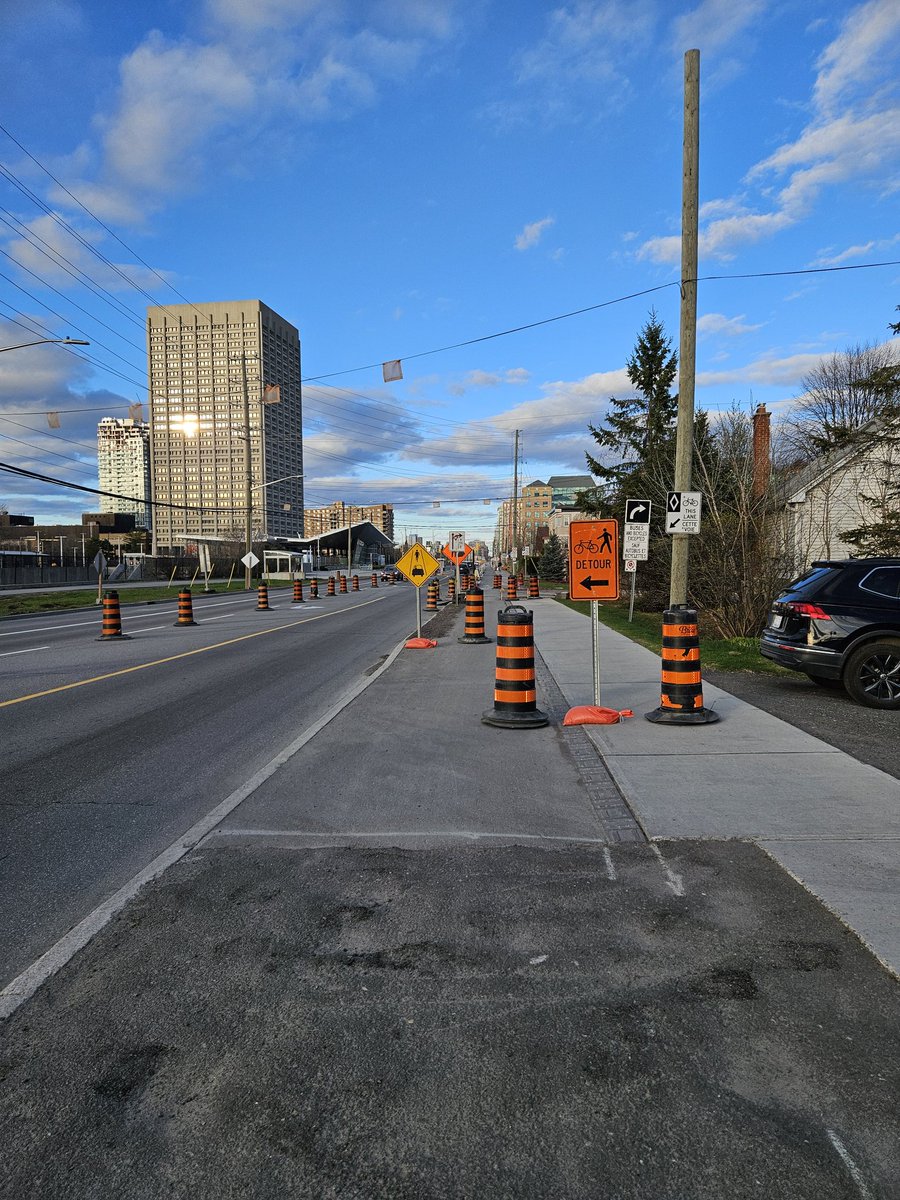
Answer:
(0, 584, 424, 986)
(0, 841, 896, 1199)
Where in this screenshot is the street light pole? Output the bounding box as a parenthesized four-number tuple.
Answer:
(241, 354, 253, 589)
(0, 337, 90, 353)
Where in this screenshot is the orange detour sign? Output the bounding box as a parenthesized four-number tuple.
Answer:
(442, 542, 473, 565)
(568, 520, 620, 601)
(395, 543, 440, 587)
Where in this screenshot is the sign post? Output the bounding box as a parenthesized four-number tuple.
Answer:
(622, 500, 651, 624)
(568, 520, 619, 704)
(92, 550, 107, 605)
(395, 542, 440, 638)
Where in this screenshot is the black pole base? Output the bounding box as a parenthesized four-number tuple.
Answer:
(458, 634, 492, 644)
(644, 706, 720, 725)
(96, 633, 132, 641)
(482, 707, 549, 729)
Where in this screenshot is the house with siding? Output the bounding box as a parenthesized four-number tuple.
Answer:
(780, 415, 900, 570)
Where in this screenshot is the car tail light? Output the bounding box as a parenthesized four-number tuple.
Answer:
(785, 601, 831, 620)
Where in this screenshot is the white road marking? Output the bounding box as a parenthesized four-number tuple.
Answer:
(602, 846, 617, 880)
(826, 1130, 873, 1199)
(0, 645, 49, 657)
(651, 843, 685, 896)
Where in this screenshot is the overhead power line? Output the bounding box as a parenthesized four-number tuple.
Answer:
(301, 258, 900, 384)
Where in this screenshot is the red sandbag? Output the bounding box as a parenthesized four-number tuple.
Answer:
(405, 637, 437, 649)
(563, 706, 634, 726)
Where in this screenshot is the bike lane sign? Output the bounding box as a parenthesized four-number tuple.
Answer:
(568, 520, 619, 601)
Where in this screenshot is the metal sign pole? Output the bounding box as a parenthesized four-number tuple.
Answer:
(416, 582, 422, 639)
(629, 568, 637, 622)
(591, 599, 601, 705)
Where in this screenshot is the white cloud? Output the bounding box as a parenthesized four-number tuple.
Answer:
(42, 3, 460, 224)
(404, 367, 632, 467)
(697, 312, 763, 337)
(669, 0, 767, 59)
(697, 351, 826, 388)
(638, 0, 900, 264)
(813, 0, 900, 116)
(812, 233, 900, 266)
(515, 216, 555, 251)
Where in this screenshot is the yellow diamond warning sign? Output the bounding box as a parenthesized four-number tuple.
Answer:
(568, 520, 619, 601)
(395, 543, 440, 588)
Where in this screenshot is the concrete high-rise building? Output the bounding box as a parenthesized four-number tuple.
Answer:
(147, 300, 303, 551)
(97, 417, 151, 528)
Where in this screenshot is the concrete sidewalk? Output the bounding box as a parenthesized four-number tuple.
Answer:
(533, 594, 900, 976)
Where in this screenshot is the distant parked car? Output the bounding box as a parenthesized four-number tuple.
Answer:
(759, 558, 900, 708)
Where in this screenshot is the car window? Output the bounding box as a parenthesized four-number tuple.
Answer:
(780, 565, 837, 597)
(859, 568, 900, 601)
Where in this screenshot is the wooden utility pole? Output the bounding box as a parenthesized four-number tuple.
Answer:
(670, 48, 700, 607)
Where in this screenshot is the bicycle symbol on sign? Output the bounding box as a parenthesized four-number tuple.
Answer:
(574, 529, 613, 555)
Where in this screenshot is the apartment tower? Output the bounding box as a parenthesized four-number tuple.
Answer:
(97, 417, 151, 528)
(147, 300, 303, 551)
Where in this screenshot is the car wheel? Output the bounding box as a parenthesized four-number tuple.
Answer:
(843, 639, 900, 709)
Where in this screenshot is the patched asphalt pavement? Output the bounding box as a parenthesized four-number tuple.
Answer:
(1, 840, 897, 1199)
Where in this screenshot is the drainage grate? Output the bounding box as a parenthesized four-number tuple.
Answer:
(534, 648, 646, 844)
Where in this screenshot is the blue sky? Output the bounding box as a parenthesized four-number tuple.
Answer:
(1, 0, 898, 547)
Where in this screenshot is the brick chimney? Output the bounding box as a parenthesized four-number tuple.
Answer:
(752, 403, 771, 499)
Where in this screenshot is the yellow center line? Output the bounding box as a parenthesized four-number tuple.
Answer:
(0, 597, 384, 709)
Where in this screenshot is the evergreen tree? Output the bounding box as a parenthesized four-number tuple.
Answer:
(584, 310, 677, 509)
(538, 532, 566, 581)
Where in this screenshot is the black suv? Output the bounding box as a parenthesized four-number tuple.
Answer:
(759, 558, 900, 708)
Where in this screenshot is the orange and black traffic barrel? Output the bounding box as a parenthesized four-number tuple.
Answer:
(516, 572, 524, 588)
(309, 577, 319, 599)
(528, 575, 540, 599)
(493, 573, 502, 590)
(352, 574, 360, 592)
(371, 572, 378, 588)
(257, 583, 271, 610)
(506, 576, 518, 602)
(174, 588, 197, 626)
(447, 578, 455, 602)
(339, 574, 348, 594)
(459, 587, 491, 644)
(482, 605, 547, 728)
(327, 576, 335, 596)
(292, 580, 304, 605)
(426, 579, 438, 611)
(97, 590, 130, 640)
(645, 605, 719, 724)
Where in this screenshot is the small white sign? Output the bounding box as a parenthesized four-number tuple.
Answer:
(450, 531, 465, 552)
(241, 551, 260, 568)
(622, 525, 650, 561)
(624, 558, 637, 573)
(665, 491, 702, 534)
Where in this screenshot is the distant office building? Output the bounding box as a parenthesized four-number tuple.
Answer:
(494, 480, 554, 557)
(546, 474, 596, 509)
(304, 501, 394, 542)
(97, 417, 151, 528)
(147, 300, 303, 552)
